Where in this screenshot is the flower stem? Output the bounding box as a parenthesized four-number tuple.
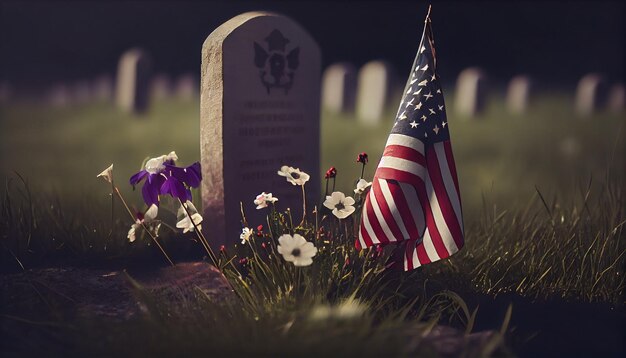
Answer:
(360, 163, 366, 179)
(114, 186, 174, 266)
(324, 178, 329, 197)
(332, 177, 336, 192)
(299, 184, 307, 227)
(177, 199, 218, 268)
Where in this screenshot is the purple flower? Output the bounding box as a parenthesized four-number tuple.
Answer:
(129, 151, 201, 206)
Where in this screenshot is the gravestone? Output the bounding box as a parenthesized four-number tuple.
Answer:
(174, 73, 199, 100)
(201, 12, 321, 248)
(115, 48, 152, 114)
(356, 60, 396, 124)
(322, 62, 357, 114)
(506, 75, 532, 115)
(455, 67, 487, 118)
(607, 84, 624, 113)
(150, 74, 172, 100)
(575, 73, 607, 117)
(92, 75, 113, 102)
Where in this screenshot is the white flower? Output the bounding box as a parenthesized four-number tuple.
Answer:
(128, 204, 159, 242)
(254, 192, 278, 209)
(176, 200, 203, 233)
(323, 191, 356, 219)
(97, 164, 114, 183)
(277, 165, 310, 186)
(240, 227, 253, 244)
(277, 234, 317, 267)
(354, 178, 372, 195)
(144, 151, 178, 174)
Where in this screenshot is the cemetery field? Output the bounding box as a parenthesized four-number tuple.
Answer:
(1, 94, 625, 356)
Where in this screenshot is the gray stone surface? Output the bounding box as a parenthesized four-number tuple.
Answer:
(174, 73, 198, 100)
(575, 73, 607, 117)
(506, 75, 532, 115)
(201, 12, 321, 248)
(455, 67, 487, 118)
(115, 48, 152, 114)
(71, 80, 91, 104)
(47, 83, 71, 107)
(322, 62, 357, 114)
(607, 84, 624, 113)
(356, 60, 396, 124)
(0, 82, 11, 103)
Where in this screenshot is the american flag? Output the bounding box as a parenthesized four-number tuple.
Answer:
(356, 12, 464, 271)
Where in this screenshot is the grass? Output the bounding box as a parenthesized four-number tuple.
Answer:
(0, 93, 624, 356)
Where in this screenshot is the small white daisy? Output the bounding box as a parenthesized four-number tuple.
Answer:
(277, 234, 317, 267)
(254, 192, 278, 209)
(323, 191, 356, 219)
(353, 178, 372, 195)
(176, 200, 203, 233)
(240, 227, 253, 245)
(277, 165, 310, 186)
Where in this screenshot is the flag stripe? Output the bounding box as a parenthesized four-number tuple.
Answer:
(399, 182, 436, 263)
(382, 145, 427, 167)
(361, 194, 381, 245)
(434, 143, 463, 231)
(378, 157, 425, 180)
(378, 179, 411, 240)
(364, 190, 389, 244)
(390, 181, 431, 265)
(385, 133, 425, 155)
(443, 141, 461, 199)
(414, 178, 450, 259)
(424, 166, 459, 256)
(369, 183, 399, 243)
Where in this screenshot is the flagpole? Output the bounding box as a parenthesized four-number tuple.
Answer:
(425, 4, 432, 22)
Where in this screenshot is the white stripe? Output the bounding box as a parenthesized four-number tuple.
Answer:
(357, 226, 367, 249)
(369, 186, 398, 242)
(412, 241, 422, 269)
(421, 226, 440, 262)
(378, 179, 410, 240)
(361, 196, 380, 245)
(399, 183, 426, 235)
(434, 143, 463, 232)
(425, 173, 459, 255)
(386, 133, 425, 155)
(378, 156, 425, 179)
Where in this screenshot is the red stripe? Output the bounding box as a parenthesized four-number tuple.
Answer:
(427, 149, 464, 251)
(413, 174, 450, 259)
(364, 183, 392, 244)
(358, 216, 374, 248)
(443, 141, 460, 199)
(382, 145, 426, 167)
(372, 180, 404, 242)
(405, 240, 414, 271)
(375, 167, 423, 188)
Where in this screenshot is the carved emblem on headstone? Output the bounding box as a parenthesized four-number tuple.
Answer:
(253, 29, 300, 94)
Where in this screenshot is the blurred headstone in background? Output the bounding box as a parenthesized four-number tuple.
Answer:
(0, 82, 11, 103)
(150, 74, 172, 100)
(47, 83, 71, 107)
(455, 67, 487, 118)
(115, 48, 152, 114)
(71, 80, 91, 104)
(174, 73, 198, 100)
(356, 60, 396, 124)
(607, 84, 624, 113)
(575, 73, 607, 117)
(201, 11, 321, 248)
(92, 75, 113, 102)
(506, 75, 532, 115)
(322, 62, 357, 114)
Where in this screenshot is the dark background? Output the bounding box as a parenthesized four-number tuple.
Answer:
(0, 0, 624, 88)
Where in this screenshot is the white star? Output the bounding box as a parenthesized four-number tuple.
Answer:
(406, 86, 413, 94)
(430, 73, 437, 81)
(413, 88, 423, 96)
(410, 78, 418, 84)
(398, 111, 407, 120)
(423, 92, 433, 100)
(415, 101, 423, 109)
(438, 105, 444, 111)
(421, 115, 427, 122)
(420, 45, 426, 53)
(418, 79, 428, 87)
(410, 120, 418, 128)
(424, 132, 428, 138)
(429, 108, 436, 115)
(421, 64, 429, 72)
(442, 121, 447, 128)
(433, 125, 440, 135)
(405, 98, 414, 107)
(436, 89, 441, 94)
